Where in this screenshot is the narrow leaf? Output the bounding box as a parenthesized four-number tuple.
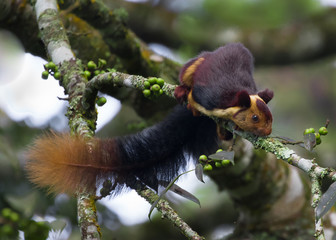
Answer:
(148, 169, 194, 220)
(316, 181, 336, 220)
(195, 163, 204, 183)
(303, 133, 316, 151)
(169, 183, 201, 207)
(209, 151, 235, 165)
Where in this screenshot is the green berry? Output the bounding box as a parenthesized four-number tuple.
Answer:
(316, 137, 322, 145)
(48, 62, 56, 71)
(44, 63, 50, 70)
(315, 132, 321, 140)
(158, 89, 163, 95)
(98, 58, 107, 67)
(304, 128, 315, 135)
(41, 71, 49, 79)
(319, 127, 328, 136)
(1, 224, 14, 235)
(156, 78, 165, 87)
(107, 68, 117, 73)
(148, 77, 157, 85)
(221, 159, 231, 166)
(94, 70, 100, 76)
(9, 212, 19, 222)
(215, 162, 222, 168)
(2, 208, 12, 218)
(216, 149, 223, 153)
(199, 155, 208, 161)
(151, 84, 160, 92)
(144, 81, 151, 89)
(96, 97, 107, 106)
(203, 164, 213, 171)
(54, 71, 61, 80)
(84, 70, 91, 78)
(143, 89, 151, 98)
(87, 61, 97, 70)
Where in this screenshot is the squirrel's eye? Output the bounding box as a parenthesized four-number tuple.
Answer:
(252, 115, 259, 122)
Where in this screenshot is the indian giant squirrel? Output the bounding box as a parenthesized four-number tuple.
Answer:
(26, 43, 273, 195)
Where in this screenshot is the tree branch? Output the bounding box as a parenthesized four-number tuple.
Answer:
(34, 1, 101, 239)
(136, 184, 205, 240)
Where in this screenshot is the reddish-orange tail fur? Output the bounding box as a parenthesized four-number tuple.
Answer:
(26, 132, 120, 194)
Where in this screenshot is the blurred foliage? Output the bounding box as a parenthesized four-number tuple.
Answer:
(1, 0, 336, 239)
(203, 0, 322, 29)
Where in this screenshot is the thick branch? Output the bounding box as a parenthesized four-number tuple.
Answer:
(34, 1, 100, 239)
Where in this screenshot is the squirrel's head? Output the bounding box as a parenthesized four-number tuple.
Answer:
(228, 89, 273, 136)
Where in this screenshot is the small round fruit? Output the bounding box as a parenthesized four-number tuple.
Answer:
(94, 70, 100, 76)
(9, 212, 19, 222)
(147, 77, 157, 85)
(87, 61, 97, 70)
(44, 63, 50, 70)
(215, 162, 222, 168)
(54, 72, 61, 80)
(41, 71, 49, 79)
(199, 155, 207, 161)
(144, 81, 151, 89)
(98, 58, 107, 66)
(203, 164, 213, 171)
(221, 159, 231, 166)
(216, 149, 223, 153)
(316, 137, 322, 145)
(47, 62, 56, 71)
(143, 89, 151, 98)
(156, 78, 164, 87)
(96, 97, 107, 106)
(151, 84, 160, 92)
(304, 128, 315, 135)
(158, 89, 163, 95)
(1, 208, 12, 218)
(84, 70, 91, 78)
(318, 127, 328, 136)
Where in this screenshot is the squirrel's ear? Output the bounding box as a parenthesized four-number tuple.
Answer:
(258, 89, 274, 104)
(179, 57, 205, 87)
(231, 90, 251, 108)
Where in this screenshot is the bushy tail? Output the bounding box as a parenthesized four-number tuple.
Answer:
(26, 106, 218, 195)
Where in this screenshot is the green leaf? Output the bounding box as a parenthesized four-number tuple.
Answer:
(316, 181, 336, 220)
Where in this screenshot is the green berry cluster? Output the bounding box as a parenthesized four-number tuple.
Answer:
(1, 208, 49, 240)
(303, 126, 328, 146)
(42, 61, 61, 80)
(84, 58, 116, 81)
(199, 149, 232, 171)
(142, 77, 165, 99)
